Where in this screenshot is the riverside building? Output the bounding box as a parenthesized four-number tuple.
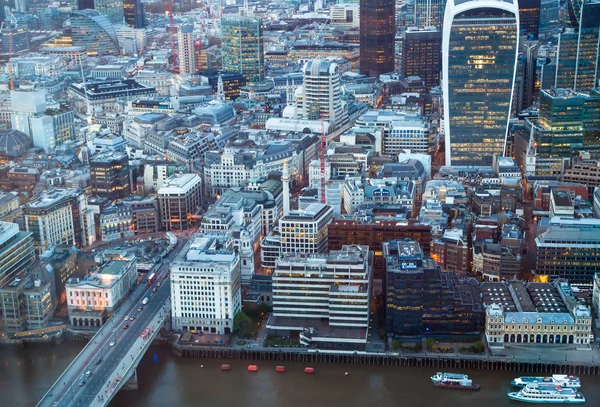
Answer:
(482, 280, 592, 345)
(267, 245, 373, 350)
(170, 234, 242, 335)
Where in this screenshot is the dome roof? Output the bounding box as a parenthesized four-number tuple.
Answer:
(0, 130, 33, 158)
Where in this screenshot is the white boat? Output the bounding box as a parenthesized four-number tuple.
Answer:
(508, 383, 586, 404)
(512, 375, 581, 389)
(430, 372, 480, 390)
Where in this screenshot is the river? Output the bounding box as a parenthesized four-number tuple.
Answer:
(2, 344, 600, 406)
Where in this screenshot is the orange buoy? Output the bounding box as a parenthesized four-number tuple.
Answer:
(304, 367, 315, 374)
(221, 364, 231, 371)
(248, 365, 259, 372)
(276, 366, 286, 373)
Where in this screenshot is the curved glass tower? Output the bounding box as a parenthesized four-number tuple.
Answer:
(71, 9, 120, 56)
(442, 0, 519, 166)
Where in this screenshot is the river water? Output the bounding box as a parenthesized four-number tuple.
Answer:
(2, 344, 600, 407)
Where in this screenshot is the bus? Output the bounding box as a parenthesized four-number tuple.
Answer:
(147, 273, 156, 285)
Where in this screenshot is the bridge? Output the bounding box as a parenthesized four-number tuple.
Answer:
(38, 240, 186, 407)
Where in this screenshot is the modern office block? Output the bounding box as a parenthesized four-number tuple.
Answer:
(70, 9, 120, 56)
(177, 24, 196, 75)
(123, 0, 144, 28)
(442, 0, 519, 166)
(221, 13, 264, 84)
(359, 0, 395, 77)
(401, 27, 441, 88)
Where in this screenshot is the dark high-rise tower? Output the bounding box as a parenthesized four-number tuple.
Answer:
(123, 0, 144, 28)
(518, 0, 541, 39)
(401, 27, 441, 88)
(359, 0, 395, 78)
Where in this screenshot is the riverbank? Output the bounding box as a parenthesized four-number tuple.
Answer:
(172, 343, 600, 376)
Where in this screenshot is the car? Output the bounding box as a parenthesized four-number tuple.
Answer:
(78, 381, 85, 387)
(109, 341, 115, 347)
(138, 307, 143, 312)
(129, 316, 135, 321)
(124, 316, 129, 321)
(85, 371, 92, 377)
(123, 324, 129, 329)
(95, 358, 102, 365)
(152, 288, 157, 293)
(157, 282, 161, 287)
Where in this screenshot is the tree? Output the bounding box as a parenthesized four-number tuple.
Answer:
(392, 339, 402, 350)
(475, 340, 485, 353)
(233, 311, 252, 338)
(426, 337, 435, 350)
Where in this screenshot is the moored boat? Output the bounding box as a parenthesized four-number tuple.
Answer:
(430, 372, 480, 390)
(508, 383, 585, 404)
(511, 375, 581, 389)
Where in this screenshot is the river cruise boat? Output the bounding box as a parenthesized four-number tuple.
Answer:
(511, 375, 581, 389)
(430, 372, 480, 390)
(508, 383, 586, 404)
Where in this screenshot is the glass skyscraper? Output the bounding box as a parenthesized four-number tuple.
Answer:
(74, 0, 124, 25)
(415, 0, 446, 28)
(221, 14, 264, 84)
(70, 9, 120, 56)
(359, 0, 395, 78)
(556, 0, 600, 92)
(442, 0, 519, 166)
(123, 0, 144, 28)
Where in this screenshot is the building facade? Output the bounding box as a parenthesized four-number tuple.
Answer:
(90, 151, 131, 201)
(70, 10, 120, 56)
(359, 0, 395, 77)
(170, 234, 242, 334)
(157, 173, 202, 231)
(482, 280, 592, 345)
(221, 13, 264, 84)
(268, 245, 373, 350)
(442, 0, 519, 166)
(0, 222, 35, 288)
(177, 24, 196, 75)
(401, 27, 441, 89)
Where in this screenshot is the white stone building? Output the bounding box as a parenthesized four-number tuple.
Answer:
(482, 280, 592, 346)
(66, 252, 137, 327)
(170, 234, 242, 334)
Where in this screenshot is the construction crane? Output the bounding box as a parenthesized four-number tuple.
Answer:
(320, 114, 326, 204)
(166, 0, 178, 74)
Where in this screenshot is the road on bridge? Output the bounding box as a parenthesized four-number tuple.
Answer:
(38, 239, 187, 407)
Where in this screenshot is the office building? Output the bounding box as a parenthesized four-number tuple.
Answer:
(539, 0, 560, 39)
(330, 4, 360, 29)
(123, 0, 144, 28)
(267, 245, 373, 350)
(385, 239, 483, 339)
(0, 222, 35, 288)
(535, 217, 600, 283)
(221, 12, 264, 84)
(359, 0, 395, 77)
(70, 10, 120, 56)
(0, 275, 53, 333)
(30, 109, 76, 152)
(384, 115, 436, 155)
(177, 24, 196, 75)
(171, 234, 242, 334)
(442, 0, 519, 166)
(328, 216, 431, 280)
(120, 195, 160, 234)
(22, 188, 96, 254)
(556, 0, 600, 92)
(562, 154, 600, 196)
(297, 59, 348, 130)
(74, 0, 124, 25)
(518, 0, 540, 39)
(401, 27, 441, 89)
(0, 25, 29, 57)
(157, 173, 202, 231)
(279, 203, 333, 254)
(414, 0, 446, 28)
(99, 202, 133, 241)
(482, 280, 592, 345)
(66, 251, 137, 327)
(90, 151, 131, 201)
